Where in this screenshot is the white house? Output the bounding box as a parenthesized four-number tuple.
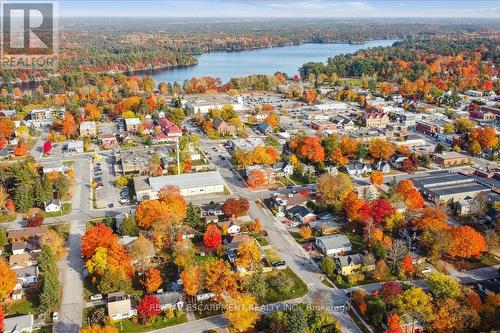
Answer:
(315, 234, 352, 256)
(42, 162, 64, 174)
(65, 140, 84, 154)
(107, 298, 136, 320)
(44, 199, 61, 213)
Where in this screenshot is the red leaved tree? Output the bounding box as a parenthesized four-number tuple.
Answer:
(203, 224, 222, 248)
(27, 214, 44, 227)
(137, 295, 160, 324)
(43, 140, 52, 154)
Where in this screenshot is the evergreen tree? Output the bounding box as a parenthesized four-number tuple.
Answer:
(244, 270, 267, 303)
(39, 273, 60, 313)
(288, 306, 308, 333)
(54, 174, 70, 199)
(0, 227, 7, 248)
(14, 183, 34, 212)
(185, 203, 203, 230)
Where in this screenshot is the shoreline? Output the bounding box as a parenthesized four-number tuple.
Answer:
(2, 39, 394, 89)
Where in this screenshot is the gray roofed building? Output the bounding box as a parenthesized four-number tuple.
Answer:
(134, 171, 226, 201)
(3, 314, 34, 333)
(315, 234, 352, 256)
(414, 173, 491, 203)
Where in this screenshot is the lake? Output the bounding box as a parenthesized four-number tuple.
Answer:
(140, 39, 397, 84)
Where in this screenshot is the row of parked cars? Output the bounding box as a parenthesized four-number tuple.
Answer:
(94, 163, 104, 189)
(119, 187, 130, 205)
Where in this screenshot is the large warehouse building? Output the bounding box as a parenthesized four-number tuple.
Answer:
(413, 172, 491, 204)
(133, 171, 227, 201)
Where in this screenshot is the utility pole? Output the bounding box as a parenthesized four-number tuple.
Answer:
(176, 137, 181, 175)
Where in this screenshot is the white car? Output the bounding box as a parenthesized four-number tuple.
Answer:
(52, 312, 59, 321)
(90, 294, 103, 301)
(421, 267, 432, 275)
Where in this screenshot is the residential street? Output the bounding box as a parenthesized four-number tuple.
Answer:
(7, 132, 498, 333)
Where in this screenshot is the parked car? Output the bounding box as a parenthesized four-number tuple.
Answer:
(52, 312, 59, 321)
(90, 294, 103, 301)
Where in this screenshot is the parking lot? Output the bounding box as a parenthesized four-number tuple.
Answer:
(93, 153, 121, 208)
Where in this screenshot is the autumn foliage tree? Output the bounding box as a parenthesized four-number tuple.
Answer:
(141, 268, 163, 294)
(203, 224, 222, 248)
(0, 258, 16, 300)
(0, 118, 14, 139)
(290, 135, 325, 162)
(223, 292, 260, 332)
(157, 185, 187, 225)
(367, 199, 395, 224)
(137, 295, 161, 324)
(448, 226, 486, 258)
(203, 259, 239, 297)
(43, 140, 52, 154)
(235, 240, 261, 271)
(135, 200, 168, 229)
(180, 265, 201, 297)
(61, 113, 77, 136)
(222, 198, 249, 217)
(247, 168, 266, 188)
(370, 171, 384, 186)
(299, 226, 312, 240)
(369, 138, 395, 160)
(342, 192, 368, 222)
(385, 314, 403, 333)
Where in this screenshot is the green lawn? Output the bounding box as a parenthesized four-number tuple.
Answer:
(321, 278, 334, 288)
(192, 300, 223, 319)
(41, 203, 72, 218)
(0, 212, 17, 223)
(345, 233, 366, 252)
(6, 298, 37, 316)
(261, 268, 308, 304)
(117, 311, 187, 333)
(255, 235, 269, 247)
(50, 223, 70, 241)
(264, 248, 281, 263)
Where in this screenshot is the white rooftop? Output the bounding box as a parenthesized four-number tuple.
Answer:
(149, 171, 225, 191)
(125, 118, 141, 126)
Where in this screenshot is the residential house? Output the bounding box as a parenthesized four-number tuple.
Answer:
(335, 254, 364, 275)
(8, 226, 48, 242)
(44, 199, 61, 213)
(125, 118, 141, 133)
(200, 203, 223, 217)
(389, 155, 407, 170)
(332, 116, 355, 130)
(14, 266, 39, 289)
(309, 220, 341, 235)
(456, 198, 474, 215)
(212, 117, 237, 136)
(9, 253, 38, 269)
(99, 134, 117, 149)
(217, 215, 252, 235)
(11, 239, 41, 255)
(287, 205, 316, 223)
(3, 314, 34, 333)
(157, 292, 184, 310)
(315, 234, 352, 256)
(325, 166, 338, 175)
(373, 160, 391, 173)
(344, 162, 372, 176)
(362, 112, 389, 128)
(271, 192, 312, 217)
(79, 121, 97, 137)
(107, 294, 136, 320)
(272, 162, 293, 177)
(255, 122, 273, 135)
(415, 120, 443, 134)
(477, 278, 500, 296)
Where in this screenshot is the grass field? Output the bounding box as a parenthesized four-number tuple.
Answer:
(261, 268, 308, 304)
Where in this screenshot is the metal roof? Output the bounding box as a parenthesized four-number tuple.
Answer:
(149, 171, 225, 192)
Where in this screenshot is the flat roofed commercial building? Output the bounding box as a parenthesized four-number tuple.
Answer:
(414, 173, 490, 203)
(134, 171, 226, 201)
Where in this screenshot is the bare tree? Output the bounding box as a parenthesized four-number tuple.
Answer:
(386, 240, 407, 273)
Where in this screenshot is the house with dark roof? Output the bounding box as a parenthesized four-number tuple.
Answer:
(212, 117, 237, 136)
(255, 122, 273, 135)
(287, 205, 316, 223)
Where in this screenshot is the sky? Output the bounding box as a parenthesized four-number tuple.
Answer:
(57, 0, 500, 18)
